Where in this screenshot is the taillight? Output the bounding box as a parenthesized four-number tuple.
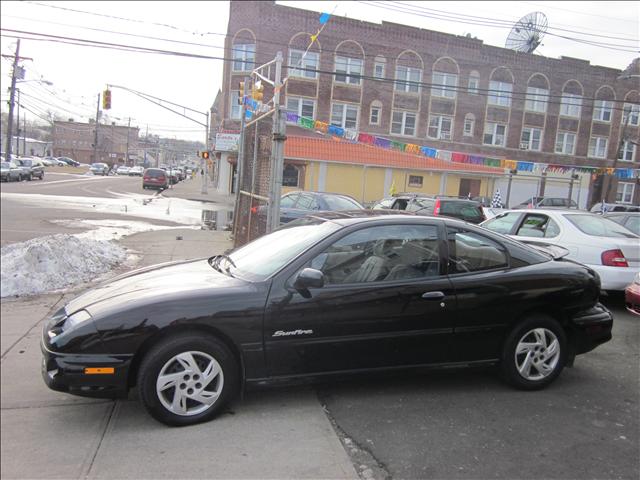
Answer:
(434, 199, 441, 215)
(601, 249, 628, 267)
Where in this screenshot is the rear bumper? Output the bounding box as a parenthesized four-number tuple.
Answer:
(589, 264, 638, 291)
(41, 339, 133, 399)
(568, 303, 613, 355)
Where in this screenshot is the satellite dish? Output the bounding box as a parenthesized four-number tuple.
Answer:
(505, 12, 548, 53)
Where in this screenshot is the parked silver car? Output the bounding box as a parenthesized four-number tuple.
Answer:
(90, 163, 109, 175)
(16, 157, 45, 180)
(1, 161, 23, 182)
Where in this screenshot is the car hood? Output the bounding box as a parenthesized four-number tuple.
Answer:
(64, 258, 246, 315)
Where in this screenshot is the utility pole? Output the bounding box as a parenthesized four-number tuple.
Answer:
(125, 117, 131, 165)
(604, 108, 632, 203)
(202, 110, 210, 194)
(4, 39, 20, 160)
(267, 51, 285, 233)
(23, 115, 26, 155)
(15, 89, 20, 156)
(93, 93, 100, 164)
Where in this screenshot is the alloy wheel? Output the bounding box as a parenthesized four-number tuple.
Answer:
(514, 328, 560, 381)
(155, 350, 224, 416)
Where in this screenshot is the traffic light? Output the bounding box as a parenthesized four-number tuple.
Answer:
(102, 89, 111, 110)
(238, 81, 246, 104)
(252, 80, 264, 102)
(201, 151, 210, 159)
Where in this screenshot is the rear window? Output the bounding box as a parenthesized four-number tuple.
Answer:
(145, 169, 165, 178)
(441, 201, 484, 222)
(323, 195, 363, 211)
(564, 214, 638, 238)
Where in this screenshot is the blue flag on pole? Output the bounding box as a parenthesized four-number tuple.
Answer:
(319, 12, 331, 24)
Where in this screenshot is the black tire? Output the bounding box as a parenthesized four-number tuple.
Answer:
(137, 333, 239, 427)
(27, 174, 32, 181)
(501, 314, 567, 390)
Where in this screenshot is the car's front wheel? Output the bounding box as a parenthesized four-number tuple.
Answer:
(501, 315, 566, 390)
(137, 334, 239, 426)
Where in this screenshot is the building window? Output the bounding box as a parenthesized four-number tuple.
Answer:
(229, 91, 241, 120)
(623, 103, 640, 126)
(468, 72, 479, 95)
(232, 44, 255, 72)
(335, 56, 363, 85)
(370, 102, 381, 125)
(616, 182, 635, 204)
(428, 115, 453, 140)
(331, 103, 359, 129)
(560, 93, 582, 117)
(395, 66, 421, 93)
(488, 81, 512, 107)
(391, 110, 416, 136)
(431, 72, 457, 98)
(525, 87, 548, 113)
(483, 122, 507, 146)
(463, 114, 475, 136)
(408, 175, 423, 187)
(283, 164, 299, 187)
(555, 132, 576, 155)
(588, 136, 608, 158)
(374, 62, 385, 79)
(286, 96, 315, 121)
(618, 140, 637, 162)
(288, 50, 319, 79)
(520, 127, 542, 151)
(593, 100, 613, 122)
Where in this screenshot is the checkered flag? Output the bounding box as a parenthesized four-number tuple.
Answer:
(491, 188, 503, 208)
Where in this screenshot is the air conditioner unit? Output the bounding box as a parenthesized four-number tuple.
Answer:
(520, 142, 529, 150)
(440, 132, 451, 140)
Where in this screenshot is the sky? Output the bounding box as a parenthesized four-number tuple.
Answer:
(1, 1, 638, 142)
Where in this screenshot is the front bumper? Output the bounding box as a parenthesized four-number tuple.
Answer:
(41, 338, 133, 399)
(625, 283, 640, 316)
(568, 302, 614, 355)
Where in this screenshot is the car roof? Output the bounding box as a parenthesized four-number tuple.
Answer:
(290, 209, 480, 228)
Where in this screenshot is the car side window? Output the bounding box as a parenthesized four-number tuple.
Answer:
(516, 214, 559, 238)
(482, 212, 521, 234)
(309, 224, 441, 285)
(280, 194, 297, 208)
(296, 194, 318, 210)
(447, 228, 508, 273)
(391, 199, 408, 210)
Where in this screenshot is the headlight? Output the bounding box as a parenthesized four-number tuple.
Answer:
(62, 310, 92, 331)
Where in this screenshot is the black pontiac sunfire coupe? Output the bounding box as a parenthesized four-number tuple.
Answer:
(42, 212, 613, 426)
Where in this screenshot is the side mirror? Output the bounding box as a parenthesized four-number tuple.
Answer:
(293, 268, 325, 291)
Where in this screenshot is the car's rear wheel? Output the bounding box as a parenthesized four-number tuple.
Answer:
(27, 173, 32, 181)
(137, 334, 239, 426)
(501, 315, 566, 390)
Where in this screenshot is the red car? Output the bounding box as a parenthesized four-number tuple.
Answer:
(142, 168, 168, 190)
(625, 273, 640, 316)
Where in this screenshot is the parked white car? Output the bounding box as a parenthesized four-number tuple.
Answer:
(481, 209, 640, 291)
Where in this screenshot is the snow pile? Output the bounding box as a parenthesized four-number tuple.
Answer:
(1, 234, 127, 298)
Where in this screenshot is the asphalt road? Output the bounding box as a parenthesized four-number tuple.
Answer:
(0, 172, 179, 246)
(318, 294, 639, 480)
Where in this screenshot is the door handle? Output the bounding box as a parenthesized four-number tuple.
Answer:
(421, 291, 445, 300)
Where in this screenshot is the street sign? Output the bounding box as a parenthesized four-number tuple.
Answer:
(214, 133, 240, 152)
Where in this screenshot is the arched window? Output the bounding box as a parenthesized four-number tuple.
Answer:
(525, 74, 550, 113)
(488, 68, 514, 107)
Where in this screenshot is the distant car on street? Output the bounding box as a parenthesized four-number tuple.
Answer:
(128, 166, 144, 176)
(16, 157, 45, 180)
(142, 168, 168, 190)
(116, 166, 130, 175)
(42, 156, 57, 166)
(89, 163, 109, 175)
(57, 156, 80, 167)
(1, 161, 23, 182)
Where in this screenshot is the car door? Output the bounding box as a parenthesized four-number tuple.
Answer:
(444, 226, 522, 362)
(263, 221, 457, 377)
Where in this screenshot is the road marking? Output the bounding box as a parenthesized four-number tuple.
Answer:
(26, 177, 116, 186)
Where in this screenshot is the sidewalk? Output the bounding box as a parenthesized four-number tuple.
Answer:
(0, 182, 358, 479)
(160, 174, 235, 207)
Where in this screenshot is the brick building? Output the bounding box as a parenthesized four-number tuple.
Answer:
(214, 0, 639, 207)
(52, 120, 139, 166)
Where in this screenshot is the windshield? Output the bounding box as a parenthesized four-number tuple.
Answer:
(564, 214, 638, 238)
(227, 221, 341, 281)
(441, 201, 484, 221)
(323, 195, 363, 210)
